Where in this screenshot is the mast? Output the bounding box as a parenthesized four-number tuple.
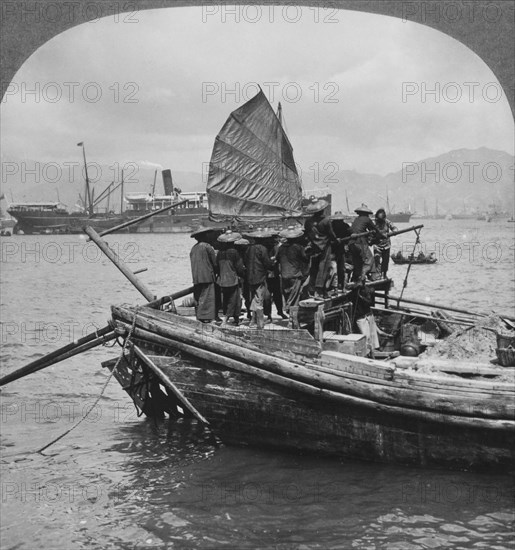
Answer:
(386, 186, 391, 213)
(120, 169, 124, 215)
(152, 169, 157, 195)
(77, 142, 93, 216)
(106, 183, 111, 213)
(345, 190, 350, 213)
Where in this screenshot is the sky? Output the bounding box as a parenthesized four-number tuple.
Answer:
(1, 5, 513, 179)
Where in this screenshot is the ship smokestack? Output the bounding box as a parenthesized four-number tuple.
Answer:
(162, 169, 174, 196)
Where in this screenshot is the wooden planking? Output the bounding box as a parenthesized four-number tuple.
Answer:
(112, 315, 515, 424)
(135, 305, 322, 360)
(112, 312, 515, 420)
(304, 360, 514, 415)
(393, 356, 514, 377)
(390, 357, 515, 392)
(148, 359, 514, 471)
(324, 352, 515, 393)
(320, 351, 396, 380)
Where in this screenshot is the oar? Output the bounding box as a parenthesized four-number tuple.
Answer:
(0, 330, 116, 387)
(340, 224, 425, 243)
(388, 294, 515, 321)
(0, 288, 194, 388)
(1, 210, 196, 389)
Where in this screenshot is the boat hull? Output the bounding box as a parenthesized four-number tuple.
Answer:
(124, 208, 207, 233)
(388, 213, 412, 223)
(8, 211, 125, 234)
(105, 336, 514, 473)
(391, 257, 437, 265)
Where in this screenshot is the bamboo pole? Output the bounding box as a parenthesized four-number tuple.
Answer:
(96, 199, 188, 237)
(340, 224, 425, 243)
(0, 332, 116, 387)
(388, 294, 515, 321)
(84, 226, 156, 301)
(133, 345, 209, 424)
(146, 286, 194, 310)
(0, 288, 194, 388)
(371, 306, 474, 327)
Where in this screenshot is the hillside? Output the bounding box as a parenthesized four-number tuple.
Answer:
(1, 148, 513, 215)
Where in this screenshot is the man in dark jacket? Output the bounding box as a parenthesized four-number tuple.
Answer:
(245, 228, 275, 326)
(330, 212, 353, 290)
(276, 225, 309, 311)
(263, 233, 288, 321)
(216, 230, 245, 325)
(190, 227, 218, 323)
(304, 199, 338, 298)
(349, 204, 381, 282)
(234, 237, 251, 318)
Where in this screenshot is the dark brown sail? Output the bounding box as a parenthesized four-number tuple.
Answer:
(207, 90, 303, 222)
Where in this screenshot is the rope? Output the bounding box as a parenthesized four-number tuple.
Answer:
(37, 310, 139, 455)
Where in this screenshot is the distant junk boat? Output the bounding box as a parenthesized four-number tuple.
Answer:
(391, 251, 438, 265)
(382, 187, 412, 223)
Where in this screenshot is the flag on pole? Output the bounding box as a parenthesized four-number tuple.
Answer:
(77, 142, 83, 146)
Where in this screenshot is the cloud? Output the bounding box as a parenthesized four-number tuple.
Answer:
(1, 6, 513, 181)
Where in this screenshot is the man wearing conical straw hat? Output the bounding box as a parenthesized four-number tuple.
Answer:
(349, 204, 380, 282)
(276, 225, 309, 311)
(189, 227, 219, 323)
(234, 238, 251, 318)
(244, 227, 275, 327)
(304, 199, 338, 298)
(216, 230, 245, 325)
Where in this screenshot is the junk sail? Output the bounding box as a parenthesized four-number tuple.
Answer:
(207, 90, 303, 222)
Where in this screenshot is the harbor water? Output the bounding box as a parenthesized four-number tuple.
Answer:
(1, 219, 514, 549)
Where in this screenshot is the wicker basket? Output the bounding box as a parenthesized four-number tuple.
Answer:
(496, 332, 515, 349)
(496, 346, 515, 367)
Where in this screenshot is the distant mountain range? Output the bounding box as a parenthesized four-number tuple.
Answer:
(1, 147, 513, 215)
(300, 147, 514, 215)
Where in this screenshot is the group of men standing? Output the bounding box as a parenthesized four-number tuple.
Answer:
(189, 200, 396, 325)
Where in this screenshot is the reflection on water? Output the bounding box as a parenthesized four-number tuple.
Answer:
(1, 221, 514, 548)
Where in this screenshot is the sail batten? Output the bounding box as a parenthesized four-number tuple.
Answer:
(207, 90, 303, 222)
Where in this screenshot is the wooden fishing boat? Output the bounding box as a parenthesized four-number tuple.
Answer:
(99, 91, 513, 472)
(3, 90, 512, 472)
(391, 253, 437, 265)
(105, 287, 515, 473)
